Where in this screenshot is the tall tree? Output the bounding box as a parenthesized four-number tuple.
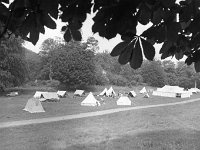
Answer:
(0, 36, 28, 91)
(141, 61, 166, 87)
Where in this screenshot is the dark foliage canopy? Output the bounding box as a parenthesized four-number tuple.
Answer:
(1, 0, 200, 71)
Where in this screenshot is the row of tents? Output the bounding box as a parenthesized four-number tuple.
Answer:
(23, 87, 149, 113)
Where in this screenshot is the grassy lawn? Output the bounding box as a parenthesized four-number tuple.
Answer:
(1, 99, 200, 149)
(0, 85, 200, 122)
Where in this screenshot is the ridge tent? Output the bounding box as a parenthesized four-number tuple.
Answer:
(144, 93, 150, 98)
(117, 96, 131, 106)
(33, 91, 47, 99)
(128, 91, 137, 97)
(99, 88, 109, 96)
(152, 85, 191, 98)
(23, 98, 45, 113)
(57, 91, 67, 97)
(74, 90, 85, 96)
(81, 92, 100, 106)
(41, 92, 60, 101)
(140, 87, 147, 94)
(107, 87, 116, 97)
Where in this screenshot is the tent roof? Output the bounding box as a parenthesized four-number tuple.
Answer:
(107, 87, 116, 96)
(57, 91, 67, 97)
(99, 88, 109, 96)
(34, 91, 48, 98)
(140, 87, 147, 93)
(74, 90, 85, 95)
(157, 85, 185, 93)
(117, 96, 131, 102)
(42, 92, 60, 100)
(81, 92, 98, 105)
(23, 98, 45, 113)
(129, 91, 136, 97)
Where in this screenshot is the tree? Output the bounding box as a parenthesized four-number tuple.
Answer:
(0, 36, 28, 91)
(1, 0, 200, 71)
(25, 48, 42, 80)
(49, 41, 96, 88)
(120, 64, 143, 86)
(39, 38, 61, 80)
(86, 37, 99, 52)
(141, 61, 166, 87)
(162, 60, 177, 85)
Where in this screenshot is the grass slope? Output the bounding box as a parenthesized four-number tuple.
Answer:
(0, 86, 199, 122)
(1, 100, 200, 149)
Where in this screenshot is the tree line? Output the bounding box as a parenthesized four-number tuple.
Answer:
(1, 36, 200, 92)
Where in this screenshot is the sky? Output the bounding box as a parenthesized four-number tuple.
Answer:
(23, 13, 184, 62)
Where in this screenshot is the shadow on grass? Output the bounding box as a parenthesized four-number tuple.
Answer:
(67, 129, 200, 150)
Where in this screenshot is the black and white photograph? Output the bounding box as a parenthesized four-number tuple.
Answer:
(1, 0, 200, 149)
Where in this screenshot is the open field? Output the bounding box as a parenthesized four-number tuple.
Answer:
(1, 98, 200, 149)
(0, 85, 200, 122)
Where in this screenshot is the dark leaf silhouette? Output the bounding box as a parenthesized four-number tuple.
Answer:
(118, 41, 135, 65)
(194, 61, 200, 72)
(110, 42, 129, 57)
(64, 29, 71, 42)
(140, 38, 155, 61)
(130, 39, 143, 69)
(71, 30, 82, 41)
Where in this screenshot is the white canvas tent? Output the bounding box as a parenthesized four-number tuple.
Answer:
(107, 87, 116, 97)
(188, 88, 200, 94)
(57, 91, 67, 97)
(33, 91, 47, 99)
(99, 88, 109, 96)
(81, 92, 100, 106)
(140, 87, 147, 94)
(144, 93, 150, 98)
(41, 92, 60, 101)
(74, 90, 85, 96)
(128, 91, 137, 97)
(23, 98, 45, 113)
(152, 85, 191, 98)
(117, 96, 131, 106)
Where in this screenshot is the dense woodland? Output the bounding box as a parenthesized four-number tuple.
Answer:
(1, 35, 199, 91)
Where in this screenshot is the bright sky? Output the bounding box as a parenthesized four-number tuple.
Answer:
(23, 13, 184, 61)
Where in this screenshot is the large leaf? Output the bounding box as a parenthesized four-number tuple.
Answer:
(39, 0, 59, 19)
(166, 22, 181, 42)
(64, 29, 71, 42)
(141, 38, 155, 61)
(130, 39, 143, 69)
(71, 30, 82, 41)
(194, 61, 200, 72)
(175, 51, 184, 60)
(160, 41, 173, 54)
(138, 3, 151, 25)
(151, 7, 164, 25)
(40, 12, 56, 29)
(118, 41, 134, 65)
(110, 42, 129, 57)
(188, 15, 200, 34)
(160, 0, 176, 8)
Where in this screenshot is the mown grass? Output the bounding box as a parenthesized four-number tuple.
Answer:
(1, 100, 200, 150)
(0, 85, 199, 122)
